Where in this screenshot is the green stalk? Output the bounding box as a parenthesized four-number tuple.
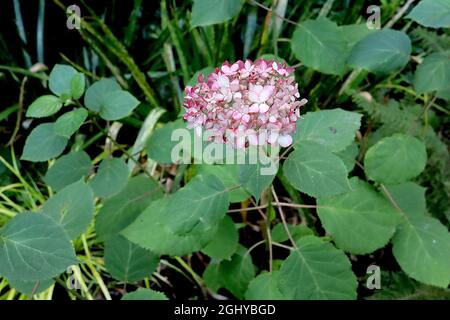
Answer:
(161, 0, 190, 83)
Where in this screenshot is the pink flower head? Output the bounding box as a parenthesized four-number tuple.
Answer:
(183, 59, 308, 148)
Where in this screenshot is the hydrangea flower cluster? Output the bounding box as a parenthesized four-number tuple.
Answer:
(183, 59, 308, 148)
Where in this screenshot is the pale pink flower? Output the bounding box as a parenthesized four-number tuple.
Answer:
(183, 59, 307, 148)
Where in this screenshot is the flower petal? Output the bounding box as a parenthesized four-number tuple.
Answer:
(278, 134, 293, 147)
(259, 103, 270, 113)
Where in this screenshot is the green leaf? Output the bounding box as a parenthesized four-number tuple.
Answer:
(414, 52, 450, 98)
(44, 151, 92, 191)
(190, 0, 243, 28)
(196, 164, 249, 203)
(70, 73, 85, 99)
(95, 175, 163, 241)
(335, 141, 359, 173)
(392, 215, 450, 288)
(0, 213, 76, 281)
(341, 23, 375, 47)
(89, 158, 130, 198)
(369, 271, 450, 300)
(43, 180, 94, 239)
(49, 64, 78, 97)
(54, 108, 88, 138)
(203, 261, 223, 292)
(317, 178, 401, 254)
(121, 288, 168, 300)
(271, 223, 314, 243)
(26, 95, 63, 118)
(100, 90, 140, 121)
(84, 78, 121, 112)
(21, 123, 68, 162)
(157, 174, 229, 235)
(406, 0, 450, 28)
(122, 200, 218, 256)
(384, 182, 426, 218)
(146, 119, 187, 164)
(283, 142, 350, 198)
(364, 134, 427, 184)
(238, 149, 277, 201)
(104, 235, 159, 283)
(202, 215, 238, 260)
(278, 236, 357, 299)
(294, 108, 362, 152)
(245, 272, 285, 300)
(291, 18, 348, 76)
(348, 29, 412, 74)
(213, 245, 256, 299)
(7, 278, 54, 295)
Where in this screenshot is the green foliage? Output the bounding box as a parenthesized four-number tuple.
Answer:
(336, 142, 358, 173)
(100, 91, 140, 121)
(7, 278, 54, 296)
(294, 108, 361, 152)
(146, 119, 186, 164)
(95, 175, 164, 241)
(190, 0, 243, 28)
(414, 51, 450, 98)
(196, 164, 249, 203)
(49, 64, 84, 99)
(21, 123, 68, 162)
(44, 151, 92, 191)
(26, 95, 63, 118)
(369, 271, 450, 300)
(84, 78, 139, 120)
(348, 29, 412, 74)
(0, 213, 76, 281)
(317, 178, 400, 254)
(245, 272, 284, 300)
(202, 215, 239, 260)
(121, 288, 168, 300)
(150, 174, 229, 235)
(122, 201, 218, 256)
(392, 215, 450, 288)
(104, 235, 159, 282)
(384, 183, 426, 218)
(70, 73, 86, 100)
(203, 245, 256, 298)
(291, 18, 349, 76)
(238, 153, 276, 201)
(84, 78, 121, 112)
(89, 158, 130, 198)
(43, 180, 94, 239)
(278, 236, 357, 299)
(283, 142, 350, 198)
(271, 224, 313, 243)
(364, 134, 427, 184)
(407, 0, 450, 28)
(54, 108, 88, 138)
(410, 27, 450, 52)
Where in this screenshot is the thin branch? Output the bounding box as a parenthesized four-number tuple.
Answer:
(272, 241, 294, 250)
(247, 0, 301, 27)
(227, 201, 318, 213)
(384, 0, 416, 29)
(274, 202, 319, 209)
(266, 222, 273, 272)
(245, 240, 267, 258)
(380, 184, 406, 219)
(271, 186, 298, 249)
(7, 76, 27, 146)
